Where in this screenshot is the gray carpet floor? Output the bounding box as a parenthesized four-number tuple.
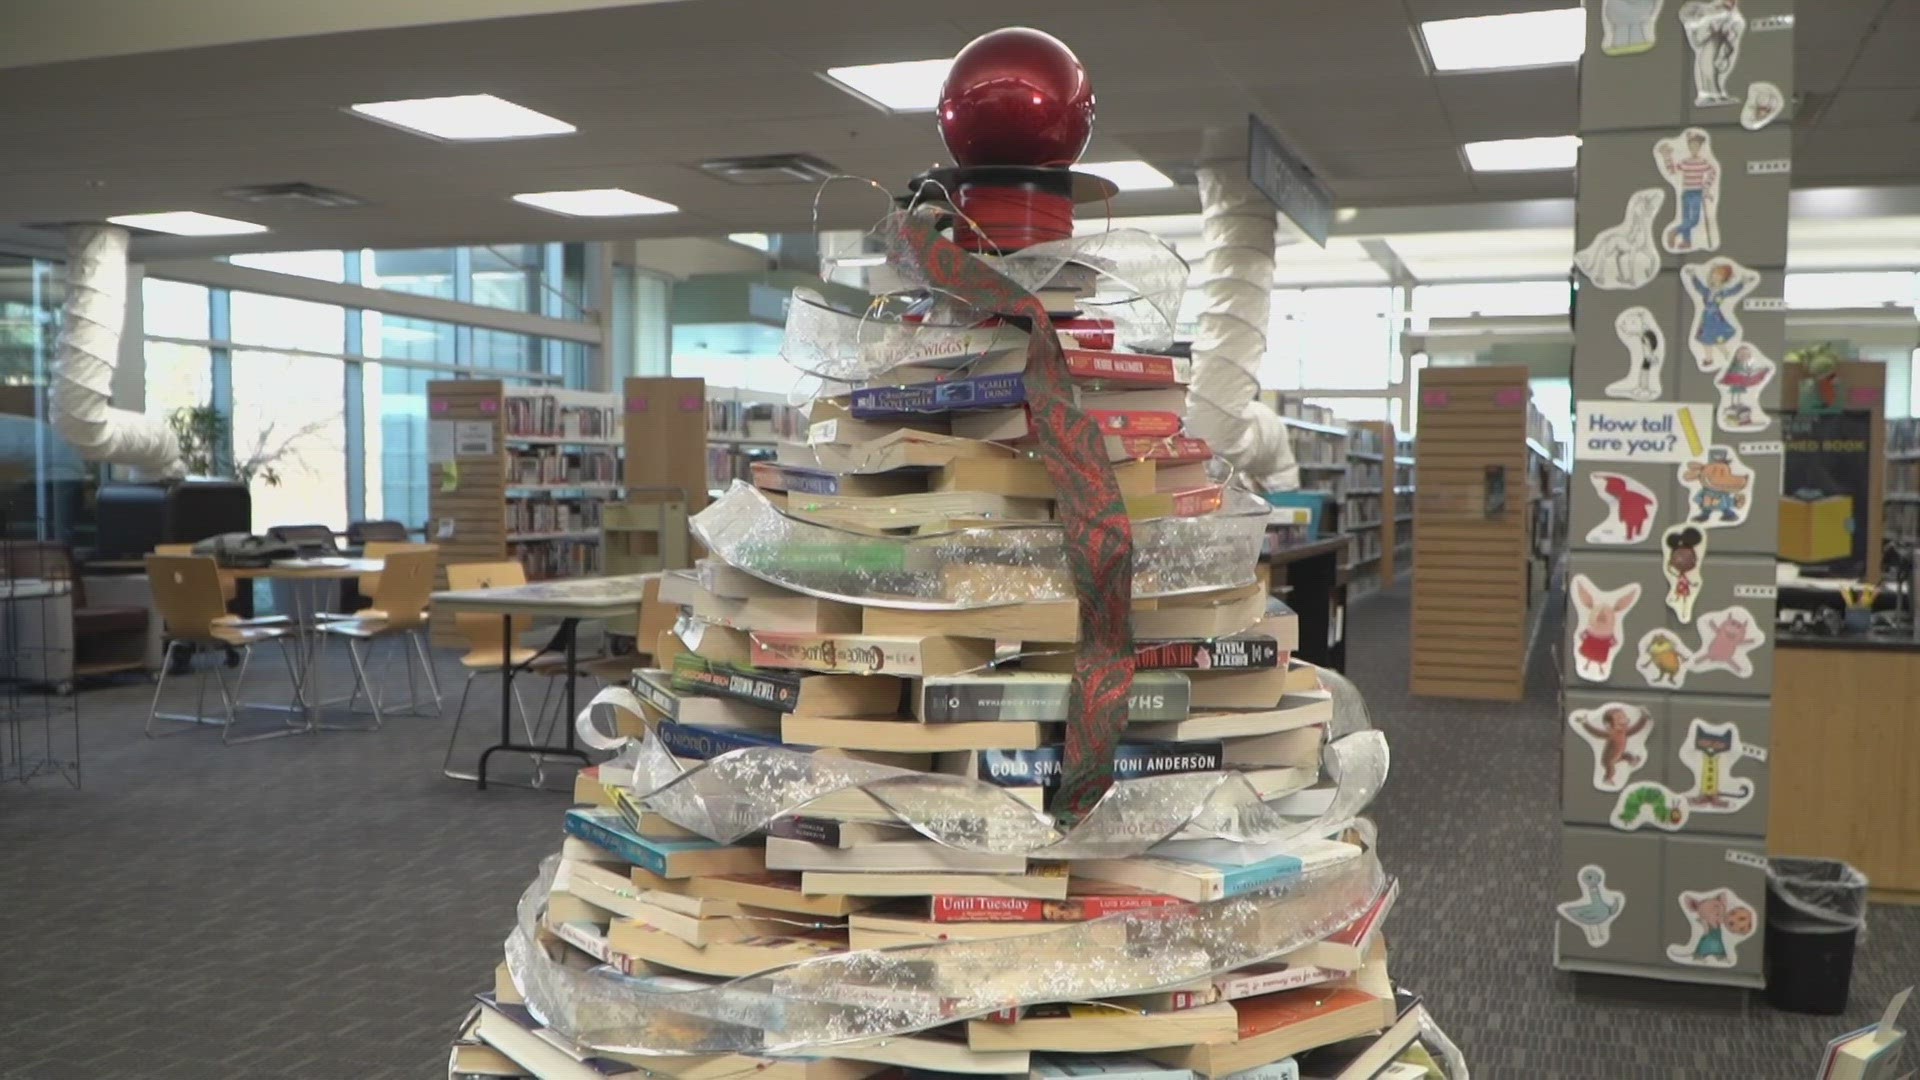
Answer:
(0, 584, 1914, 1079)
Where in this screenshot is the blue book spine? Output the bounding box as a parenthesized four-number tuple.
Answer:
(848, 373, 1028, 418)
(1216, 852, 1308, 897)
(656, 719, 782, 760)
(564, 809, 731, 877)
(564, 809, 668, 875)
(780, 469, 842, 496)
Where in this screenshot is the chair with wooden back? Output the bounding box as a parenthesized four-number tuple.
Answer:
(355, 540, 415, 601)
(441, 559, 568, 785)
(143, 554, 304, 745)
(154, 543, 237, 605)
(316, 545, 442, 727)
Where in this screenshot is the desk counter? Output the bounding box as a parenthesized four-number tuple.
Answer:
(1770, 634, 1920, 901)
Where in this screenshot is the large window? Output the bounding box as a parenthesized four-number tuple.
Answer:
(230, 350, 348, 533)
(366, 248, 457, 300)
(143, 342, 213, 423)
(1256, 287, 1399, 391)
(230, 291, 347, 354)
(137, 244, 608, 538)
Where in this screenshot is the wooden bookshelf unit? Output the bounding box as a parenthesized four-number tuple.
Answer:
(1410, 366, 1541, 702)
(427, 380, 623, 584)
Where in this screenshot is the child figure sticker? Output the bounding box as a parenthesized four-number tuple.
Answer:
(1678, 717, 1756, 814)
(1742, 81, 1786, 130)
(1558, 865, 1627, 948)
(1655, 129, 1721, 255)
(1689, 604, 1766, 678)
(1683, 258, 1761, 373)
(1715, 344, 1776, 432)
(1663, 524, 1708, 622)
(1574, 188, 1665, 290)
(1637, 627, 1693, 688)
(1613, 779, 1692, 832)
(1569, 702, 1655, 791)
(1679, 445, 1754, 528)
(1602, 0, 1665, 55)
(1679, 0, 1747, 107)
(1606, 306, 1667, 401)
(1587, 472, 1659, 545)
(1667, 889, 1757, 968)
(1572, 575, 1642, 682)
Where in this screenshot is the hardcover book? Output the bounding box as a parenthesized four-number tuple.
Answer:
(1104, 434, 1213, 464)
(561, 808, 765, 880)
(926, 890, 1183, 924)
(671, 653, 903, 717)
(1061, 350, 1186, 386)
(967, 742, 1224, 789)
(1075, 839, 1362, 903)
(749, 632, 996, 678)
(916, 671, 1190, 723)
(850, 373, 1029, 417)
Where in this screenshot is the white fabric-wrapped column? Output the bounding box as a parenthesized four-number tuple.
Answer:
(50, 225, 182, 477)
(1185, 167, 1298, 492)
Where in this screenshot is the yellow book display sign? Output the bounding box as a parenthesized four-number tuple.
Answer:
(1779, 493, 1854, 565)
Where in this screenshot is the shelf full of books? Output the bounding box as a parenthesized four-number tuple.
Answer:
(705, 387, 804, 494)
(1887, 417, 1920, 545)
(1349, 420, 1414, 594)
(427, 381, 622, 599)
(1395, 436, 1417, 582)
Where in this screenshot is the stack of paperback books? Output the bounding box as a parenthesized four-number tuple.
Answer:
(451, 24, 1460, 1080)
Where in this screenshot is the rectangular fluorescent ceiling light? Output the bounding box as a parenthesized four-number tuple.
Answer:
(1079, 160, 1175, 191)
(105, 211, 268, 236)
(727, 232, 771, 252)
(348, 93, 574, 141)
(511, 188, 678, 217)
(823, 58, 952, 112)
(1420, 8, 1585, 72)
(1463, 136, 1581, 172)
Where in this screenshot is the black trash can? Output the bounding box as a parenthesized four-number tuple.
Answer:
(1765, 857, 1869, 1015)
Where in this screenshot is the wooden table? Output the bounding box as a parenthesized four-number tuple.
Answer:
(429, 574, 654, 789)
(153, 558, 385, 732)
(1261, 534, 1348, 671)
(1770, 636, 1920, 902)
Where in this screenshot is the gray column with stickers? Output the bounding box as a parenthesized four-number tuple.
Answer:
(1558, 0, 1793, 988)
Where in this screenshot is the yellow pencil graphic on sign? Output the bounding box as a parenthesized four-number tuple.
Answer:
(1679, 407, 1704, 457)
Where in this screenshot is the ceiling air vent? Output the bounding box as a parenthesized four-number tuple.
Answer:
(698, 154, 840, 186)
(221, 181, 365, 208)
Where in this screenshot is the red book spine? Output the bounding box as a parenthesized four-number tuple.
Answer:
(929, 896, 1045, 923)
(1071, 893, 1184, 917)
(1063, 350, 1178, 385)
(1117, 435, 1212, 462)
(1167, 485, 1226, 517)
(1054, 319, 1116, 351)
(1088, 409, 1183, 438)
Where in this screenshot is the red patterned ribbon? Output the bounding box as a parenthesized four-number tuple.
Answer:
(889, 206, 1135, 823)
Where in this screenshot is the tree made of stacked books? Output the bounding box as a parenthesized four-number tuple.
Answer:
(451, 26, 1466, 1080)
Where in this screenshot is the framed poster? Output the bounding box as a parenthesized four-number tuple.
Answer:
(1779, 359, 1885, 581)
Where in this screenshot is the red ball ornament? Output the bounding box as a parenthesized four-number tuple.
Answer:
(937, 27, 1094, 169)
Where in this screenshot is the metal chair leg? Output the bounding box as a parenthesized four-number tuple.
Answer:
(278, 637, 314, 735)
(217, 644, 308, 745)
(412, 633, 443, 711)
(347, 639, 384, 731)
(442, 672, 480, 780)
(145, 641, 181, 738)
